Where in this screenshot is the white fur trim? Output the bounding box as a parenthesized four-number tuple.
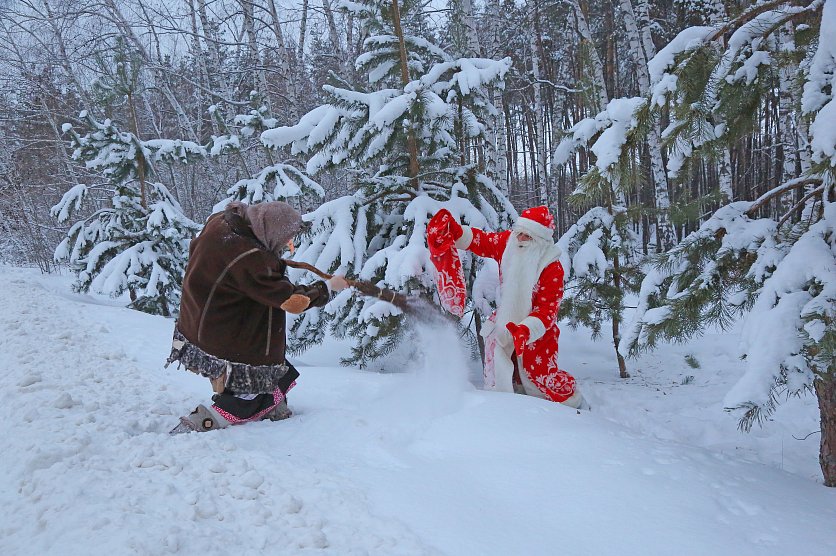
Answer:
(492, 342, 515, 392)
(495, 326, 513, 349)
(519, 316, 546, 344)
(514, 217, 554, 243)
(561, 391, 586, 409)
(454, 225, 473, 249)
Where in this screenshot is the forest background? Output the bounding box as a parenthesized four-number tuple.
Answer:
(0, 0, 833, 485)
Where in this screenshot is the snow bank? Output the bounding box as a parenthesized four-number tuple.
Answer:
(2, 266, 835, 555)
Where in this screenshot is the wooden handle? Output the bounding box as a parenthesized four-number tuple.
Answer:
(282, 259, 332, 280)
(282, 259, 361, 288)
(282, 258, 409, 311)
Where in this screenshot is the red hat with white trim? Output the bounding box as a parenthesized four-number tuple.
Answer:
(513, 205, 555, 242)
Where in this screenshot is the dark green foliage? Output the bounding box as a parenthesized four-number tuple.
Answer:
(560, 207, 642, 340)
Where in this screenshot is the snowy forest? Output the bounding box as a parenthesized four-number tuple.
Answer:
(0, 0, 835, 548)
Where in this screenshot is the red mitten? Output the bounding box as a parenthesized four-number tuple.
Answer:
(505, 322, 530, 354)
(427, 209, 463, 252)
(427, 209, 467, 317)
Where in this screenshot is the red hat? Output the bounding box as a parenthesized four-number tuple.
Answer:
(514, 205, 555, 242)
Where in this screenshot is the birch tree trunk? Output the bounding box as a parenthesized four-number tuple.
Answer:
(486, 0, 508, 193)
(241, 0, 271, 109)
(297, 0, 309, 67)
(617, 0, 676, 248)
(530, 32, 549, 205)
(778, 22, 799, 184)
(263, 0, 301, 123)
(460, 0, 482, 56)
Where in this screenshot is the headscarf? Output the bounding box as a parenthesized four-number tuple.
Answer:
(225, 201, 302, 257)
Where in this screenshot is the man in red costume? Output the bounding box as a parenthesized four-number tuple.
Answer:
(427, 206, 588, 409)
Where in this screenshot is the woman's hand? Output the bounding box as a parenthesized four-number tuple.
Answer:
(328, 275, 350, 292)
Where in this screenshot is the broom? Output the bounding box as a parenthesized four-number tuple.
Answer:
(282, 259, 415, 313)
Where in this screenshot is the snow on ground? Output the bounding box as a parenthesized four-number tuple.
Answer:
(1, 265, 834, 556)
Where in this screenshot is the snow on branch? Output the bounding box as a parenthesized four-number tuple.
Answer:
(50, 184, 88, 224)
(725, 201, 836, 426)
(804, 0, 836, 170)
(620, 201, 787, 355)
(226, 163, 325, 205)
(553, 97, 647, 176)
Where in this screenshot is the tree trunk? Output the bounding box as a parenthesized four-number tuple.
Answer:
(719, 149, 734, 202)
(460, 0, 482, 56)
(611, 251, 630, 379)
(265, 0, 301, 122)
(475, 311, 486, 366)
(297, 0, 309, 68)
(777, 23, 799, 186)
(127, 91, 148, 209)
(391, 0, 420, 189)
(530, 32, 549, 206)
(618, 0, 675, 248)
(815, 375, 836, 487)
(486, 0, 508, 193)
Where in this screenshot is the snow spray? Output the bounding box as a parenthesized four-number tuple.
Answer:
(366, 300, 474, 438)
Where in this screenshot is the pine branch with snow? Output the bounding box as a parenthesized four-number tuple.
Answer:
(620, 201, 787, 357)
(52, 41, 208, 316)
(254, 0, 515, 365)
(556, 205, 642, 377)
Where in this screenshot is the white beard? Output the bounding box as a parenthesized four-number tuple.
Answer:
(483, 232, 560, 394)
(494, 234, 554, 330)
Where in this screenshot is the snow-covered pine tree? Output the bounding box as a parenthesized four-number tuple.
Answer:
(557, 206, 642, 379)
(52, 44, 203, 316)
(622, 0, 836, 486)
(208, 94, 325, 211)
(257, 0, 515, 366)
(641, 0, 821, 203)
(553, 96, 646, 378)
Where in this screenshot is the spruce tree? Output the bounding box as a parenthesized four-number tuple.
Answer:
(209, 94, 325, 210)
(619, 0, 836, 486)
(52, 44, 202, 316)
(252, 0, 515, 366)
(553, 97, 647, 377)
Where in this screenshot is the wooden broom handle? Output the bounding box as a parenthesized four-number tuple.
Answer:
(282, 259, 361, 287)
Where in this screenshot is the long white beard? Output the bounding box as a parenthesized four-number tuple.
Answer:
(494, 235, 554, 330)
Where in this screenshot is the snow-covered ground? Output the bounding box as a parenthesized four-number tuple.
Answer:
(1, 264, 834, 556)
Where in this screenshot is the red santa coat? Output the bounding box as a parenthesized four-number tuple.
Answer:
(457, 227, 576, 403)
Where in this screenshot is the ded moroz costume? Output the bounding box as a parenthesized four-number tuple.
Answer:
(427, 206, 588, 409)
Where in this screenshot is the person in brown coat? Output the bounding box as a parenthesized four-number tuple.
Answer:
(167, 201, 348, 433)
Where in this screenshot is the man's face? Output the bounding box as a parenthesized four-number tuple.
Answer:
(515, 231, 533, 247)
